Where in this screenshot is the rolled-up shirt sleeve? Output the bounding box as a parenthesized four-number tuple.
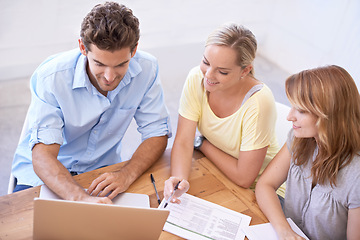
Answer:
(12, 49, 172, 187)
(28, 71, 64, 149)
(133, 59, 172, 141)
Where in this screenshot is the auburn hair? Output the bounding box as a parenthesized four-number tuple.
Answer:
(286, 65, 360, 186)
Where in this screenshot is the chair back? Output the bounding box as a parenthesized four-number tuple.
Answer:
(275, 102, 292, 147)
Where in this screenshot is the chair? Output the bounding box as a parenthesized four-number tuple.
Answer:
(8, 110, 29, 194)
(7, 173, 16, 194)
(275, 102, 292, 147)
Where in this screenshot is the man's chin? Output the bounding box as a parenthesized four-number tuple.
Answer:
(101, 86, 116, 92)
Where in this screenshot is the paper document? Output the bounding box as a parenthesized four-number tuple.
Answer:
(242, 218, 309, 240)
(159, 193, 251, 240)
(39, 185, 150, 208)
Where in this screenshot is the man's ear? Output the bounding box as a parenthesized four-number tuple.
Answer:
(78, 38, 87, 56)
(131, 44, 138, 58)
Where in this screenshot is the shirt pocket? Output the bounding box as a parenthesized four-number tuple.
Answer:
(106, 107, 137, 137)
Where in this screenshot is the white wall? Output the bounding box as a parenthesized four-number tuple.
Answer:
(1, 0, 359, 86)
(260, 0, 360, 86)
(0, 0, 268, 80)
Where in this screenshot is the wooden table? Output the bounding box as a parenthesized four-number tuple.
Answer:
(0, 149, 268, 239)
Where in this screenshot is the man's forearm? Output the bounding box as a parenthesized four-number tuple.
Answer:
(32, 143, 88, 201)
(83, 135, 168, 199)
(121, 135, 168, 184)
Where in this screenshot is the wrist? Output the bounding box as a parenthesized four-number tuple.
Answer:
(194, 136, 205, 150)
(169, 176, 187, 182)
(273, 221, 295, 238)
(69, 188, 89, 201)
(117, 167, 136, 188)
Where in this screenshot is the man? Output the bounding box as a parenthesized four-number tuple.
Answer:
(11, 2, 171, 204)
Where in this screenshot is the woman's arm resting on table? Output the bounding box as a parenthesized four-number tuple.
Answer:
(164, 115, 197, 202)
(256, 144, 305, 240)
(33, 143, 112, 204)
(347, 207, 360, 240)
(88, 135, 168, 199)
(199, 139, 267, 188)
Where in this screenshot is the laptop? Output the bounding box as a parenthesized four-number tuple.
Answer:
(33, 196, 169, 240)
(38, 185, 151, 208)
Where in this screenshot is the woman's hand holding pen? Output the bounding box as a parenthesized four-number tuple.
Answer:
(164, 176, 189, 204)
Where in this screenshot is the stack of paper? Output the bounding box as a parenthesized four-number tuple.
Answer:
(159, 193, 251, 240)
(242, 218, 309, 240)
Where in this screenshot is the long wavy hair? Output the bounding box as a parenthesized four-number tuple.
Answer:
(286, 65, 360, 186)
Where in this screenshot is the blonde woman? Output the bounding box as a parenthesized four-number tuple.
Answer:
(164, 23, 283, 202)
(256, 65, 360, 240)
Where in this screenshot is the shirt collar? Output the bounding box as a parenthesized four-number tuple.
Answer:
(72, 51, 142, 94)
(118, 52, 142, 87)
(106, 56, 141, 100)
(72, 53, 91, 90)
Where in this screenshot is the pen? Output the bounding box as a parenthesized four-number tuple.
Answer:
(150, 174, 161, 205)
(164, 181, 181, 208)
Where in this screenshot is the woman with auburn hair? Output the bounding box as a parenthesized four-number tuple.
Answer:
(256, 65, 360, 240)
(164, 23, 283, 203)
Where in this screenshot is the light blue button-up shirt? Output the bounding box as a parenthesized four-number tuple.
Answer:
(12, 49, 171, 187)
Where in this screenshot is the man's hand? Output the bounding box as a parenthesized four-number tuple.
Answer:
(87, 170, 131, 200)
(70, 187, 113, 204)
(79, 194, 113, 204)
(87, 135, 168, 200)
(33, 143, 115, 203)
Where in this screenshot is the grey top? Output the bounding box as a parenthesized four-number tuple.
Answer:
(284, 130, 360, 240)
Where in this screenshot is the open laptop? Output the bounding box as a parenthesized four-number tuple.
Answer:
(33, 196, 169, 240)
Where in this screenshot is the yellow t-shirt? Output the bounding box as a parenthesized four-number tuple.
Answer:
(179, 66, 285, 197)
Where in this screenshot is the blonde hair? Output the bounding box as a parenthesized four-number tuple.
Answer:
(206, 23, 257, 76)
(286, 65, 360, 186)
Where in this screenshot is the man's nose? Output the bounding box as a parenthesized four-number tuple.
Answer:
(104, 68, 116, 81)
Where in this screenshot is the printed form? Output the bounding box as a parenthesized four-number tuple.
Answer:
(159, 193, 251, 240)
(242, 218, 309, 240)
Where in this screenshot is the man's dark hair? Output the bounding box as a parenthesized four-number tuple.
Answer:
(80, 2, 140, 52)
